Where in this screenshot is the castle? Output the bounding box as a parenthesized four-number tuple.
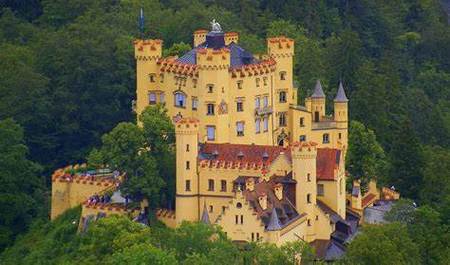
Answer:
(50, 22, 400, 260)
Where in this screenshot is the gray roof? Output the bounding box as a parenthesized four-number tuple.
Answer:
(311, 80, 325, 98)
(201, 203, 211, 224)
(266, 207, 282, 231)
(334, 81, 348, 102)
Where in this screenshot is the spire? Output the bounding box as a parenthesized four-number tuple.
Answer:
(311, 80, 325, 98)
(334, 81, 348, 102)
(201, 203, 211, 224)
(266, 207, 282, 231)
(138, 8, 145, 38)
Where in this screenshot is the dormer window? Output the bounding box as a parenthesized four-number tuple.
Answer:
(237, 151, 244, 159)
(280, 71, 286, 80)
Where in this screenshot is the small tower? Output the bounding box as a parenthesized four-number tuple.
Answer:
(175, 118, 200, 224)
(334, 81, 349, 149)
(193, 29, 208, 47)
(306, 80, 326, 122)
(134, 38, 163, 118)
(291, 141, 317, 240)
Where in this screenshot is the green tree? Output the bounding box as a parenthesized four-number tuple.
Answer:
(163, 42, 191, 57)
(346, 121, 387, 192)
(0, 119, 45, 250)
(343, 223, 421, 265)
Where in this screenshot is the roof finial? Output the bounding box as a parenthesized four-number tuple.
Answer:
(138, 8, 145, 38)
(311, 79, 325, 98)
(334, 81, 348, 102)
(201, 202, 211, 224)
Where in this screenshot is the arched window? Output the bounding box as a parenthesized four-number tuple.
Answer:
(323, 133, 330, 144)
(280, 71, 286, 80)
(174, 91, 186, 107)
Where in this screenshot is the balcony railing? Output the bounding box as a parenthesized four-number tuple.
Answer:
(312, 120, 336, 130)
(255, 106, 273, 116)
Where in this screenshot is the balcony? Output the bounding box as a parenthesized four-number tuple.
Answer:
(255, 106, 273, 116)
(312, 120, 336, 130)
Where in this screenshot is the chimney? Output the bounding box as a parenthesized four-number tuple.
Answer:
(258, 193, 267, 210)
(246, 177, 255, 191)
(274, 183, 283, 200)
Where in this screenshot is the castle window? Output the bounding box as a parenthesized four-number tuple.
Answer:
(307, 173, 311, 182)
(339, 133, 342, 139)
(256, 78, 260, 87)
(263, 77, 268, 86)
(263, 96, 268, 107)
(160, 73, 164, 83)
(222, 206, 226, 213)
(240, 215, 244, 224)
(148, 92, 157, 105)
(279, 112, 287, 127)
(256, 233, 260, 240)
(159, 93, 165, 104)
(186, 144, 190, 152)
(235, 215, 239, 224)
(251, 233, 255, 241)
(208, 179, 215, 191)
(236, 122, 244, 136)
(255, 97, 260, 109)
(193, 79, 197, 88)
(280, 71, 286, 80)
(316, 215, 319, 221)
(255, 119, 261, 133)
(207, 84, 214, 93)
(317, 184, 324, 196)
(209, 205, 213, 213)
(207, 104, 215, 115)
(300, 117, 305, 127)
(236, 202, 242, 208)
(192, 97, 198, 110)
(323, 133, 330, 144)
(307, 194, 311, 204)
(314, 111, 320, 122)
(221, 180, 227, 192)
(149, 73, 155, 82)
(185, 180, 191, 191)
(300, 135, 306, 142)
(237, 101, 244, 112)
(263, 117, 268, 132)
(279, 91, 287, 103)
(307, 219, 311, 226)
(186, 161, 190, 170)
(207, 126, 215, 141)
(174, 92, 186, 107)
(237, 81, 243, 89)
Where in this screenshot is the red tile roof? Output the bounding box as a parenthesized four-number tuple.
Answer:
(199, 143, 341, 181)
(317, 148, 341, 181)
(362, 193, 377, 208)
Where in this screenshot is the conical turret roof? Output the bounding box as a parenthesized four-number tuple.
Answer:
(311, 80, 325, 98)
(266, 207, 282, 231)
(201, 203, 211, 224)
(334, 81, 348, 102)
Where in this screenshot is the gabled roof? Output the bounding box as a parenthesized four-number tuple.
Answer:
(334, 81, 348, 102)
(311, 80, 325, 98)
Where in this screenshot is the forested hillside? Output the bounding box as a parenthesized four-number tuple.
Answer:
(1, 0, 450, 263)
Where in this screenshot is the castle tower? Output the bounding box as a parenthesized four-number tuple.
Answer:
(175, 118, 200, 224)
(267, 37, 295, 145)
(134, 39, 163, 117)
(291, 142, 317, 240)
(224, 32, 239, 45)
(334, 81, 348, 149)
(193, 29, 208, 47)
(306, 80, 326, 122)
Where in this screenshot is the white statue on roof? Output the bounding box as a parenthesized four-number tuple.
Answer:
(210, 19, 222, 32)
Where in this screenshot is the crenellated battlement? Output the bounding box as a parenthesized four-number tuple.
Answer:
(134, 39, 163, 60)
(291, 141, 318, 159)
(158, 58, 199, 77)
(230, 59, 276, 78)
(224, 31, 239, 45)
(267, 36, 294, 57)
(196, 48, 230, 69)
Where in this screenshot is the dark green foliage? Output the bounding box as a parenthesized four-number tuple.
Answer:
(0, 119, 46, 250)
